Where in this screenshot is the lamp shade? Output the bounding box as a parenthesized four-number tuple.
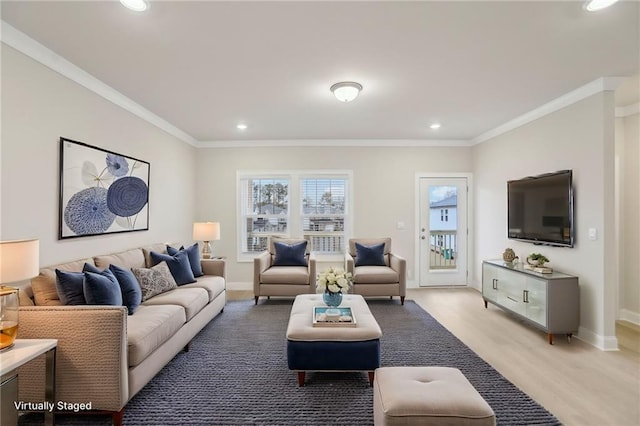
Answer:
(0, 239, 39, 284)
(193, 222, 220, 242)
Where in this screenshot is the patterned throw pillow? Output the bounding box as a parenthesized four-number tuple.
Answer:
(132, 262, 178, 301)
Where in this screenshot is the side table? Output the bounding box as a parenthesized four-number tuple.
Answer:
(0, 339, 57, 426)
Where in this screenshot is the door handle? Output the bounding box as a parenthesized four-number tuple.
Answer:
(421, 235, 425, 240)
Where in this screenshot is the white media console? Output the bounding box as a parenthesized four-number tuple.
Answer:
(482, 259, 579, 344)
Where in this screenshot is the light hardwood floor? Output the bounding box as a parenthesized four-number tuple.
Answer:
(228, 288, 640, 426)
(407, 288, 640, 426)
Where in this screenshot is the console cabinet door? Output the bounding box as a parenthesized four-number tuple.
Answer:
(482, 263, 499, 304)
(497, 268, 526, 316)
(525, 277, 547, 327)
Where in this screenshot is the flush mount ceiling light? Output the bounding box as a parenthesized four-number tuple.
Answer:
(120, 0, 149, 12)
(236, 123, 248, 130)
(584, 0, 619, 11)
(430, 123, 441, 130)
(330, 81, 363, 103)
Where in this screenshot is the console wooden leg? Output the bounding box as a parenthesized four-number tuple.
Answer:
(483, 299, 488, 308)
(297, 372, 305, 387)
(368, 371, 375, 387)
(548, 333, 554, 345)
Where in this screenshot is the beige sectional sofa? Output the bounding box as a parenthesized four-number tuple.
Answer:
(16, 243, 226, 425)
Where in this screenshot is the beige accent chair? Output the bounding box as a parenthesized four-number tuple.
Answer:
(346, 238, 406, 305)
(254, 237, 317, 304)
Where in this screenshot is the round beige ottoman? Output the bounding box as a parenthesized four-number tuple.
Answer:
(373, 366, 496, 426)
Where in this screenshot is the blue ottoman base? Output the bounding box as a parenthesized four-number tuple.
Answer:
(287, 339, 380, 386)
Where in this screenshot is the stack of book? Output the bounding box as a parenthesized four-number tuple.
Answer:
(313, 306, 356, 327)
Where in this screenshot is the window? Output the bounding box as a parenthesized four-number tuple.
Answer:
(239, 177, 289, 254)
(301, 178, 346, 254)
(238, 171, 351, 259)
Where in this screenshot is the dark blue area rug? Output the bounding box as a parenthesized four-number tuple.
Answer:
(20, 299, 559, 425)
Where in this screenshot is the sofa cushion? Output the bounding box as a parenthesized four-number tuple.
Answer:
(261, 266, 309, 284)
(150, 250, 196, 286)
(142, 243, 169, 267)
(54, 269, 87, 305)
(167, 243, 204, 277)
(180, 275, 225, 302)
(32, 257, 95, 306)
(83, 270, 123, 306)
(132, 262, 178, 301)
(273, 241, 308, 266)
(126, 304, 186, 367)
(94, 248, 146, 270)
(355, 242, 386, 267)
(109, 264, 142, 314)
(354, 265, 400, 284)
(142, 287, 209, 321)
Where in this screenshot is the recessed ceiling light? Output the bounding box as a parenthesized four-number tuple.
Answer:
(120, 0, 149, 12)
(237, 124, 248, 130)
(330, 82, 363, 103)
(584, 0, 619, 11)
(430, 123, 441, 130)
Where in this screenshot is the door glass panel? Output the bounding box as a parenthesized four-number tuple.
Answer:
(428, 185, 457, 270)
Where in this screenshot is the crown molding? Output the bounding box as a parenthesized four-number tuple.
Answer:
(472, 77, 628, 145)
(616, 102, 640, 117)
(1, 20, 198, 146)
(197, 139, 473, 148)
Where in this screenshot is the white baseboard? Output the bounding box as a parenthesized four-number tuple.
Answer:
(618, 309, 640, 326)
(577, 326, 619, 351)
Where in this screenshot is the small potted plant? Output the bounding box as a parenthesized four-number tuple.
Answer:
(527, 253, 549, 267)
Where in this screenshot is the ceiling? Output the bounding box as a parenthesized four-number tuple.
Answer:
(1, 1, 639, 144)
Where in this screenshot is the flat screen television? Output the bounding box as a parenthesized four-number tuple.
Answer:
(507, 170, 574, 247)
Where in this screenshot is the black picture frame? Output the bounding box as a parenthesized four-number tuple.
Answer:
(59, 137, 150, 239)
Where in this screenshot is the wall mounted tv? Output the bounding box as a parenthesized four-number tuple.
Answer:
(507, 170, 574, 248)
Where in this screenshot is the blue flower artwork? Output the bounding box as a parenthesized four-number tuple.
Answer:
(59, 138, 150, 239)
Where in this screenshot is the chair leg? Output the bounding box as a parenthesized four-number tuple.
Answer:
(254, 296, 259, 305)
(400, 296, 405, 305)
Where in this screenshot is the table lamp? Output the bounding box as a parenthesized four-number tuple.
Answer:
(0, 239, 39, 351)
(193, 222, 220, 259)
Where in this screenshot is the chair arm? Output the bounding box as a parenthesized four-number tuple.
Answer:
(201, 258, 226, 279)
(17, 305, 129, 412)
(389, 253, 407, 295)
(345, 253, 355, 274)
(253, 251, 272, 295)
(308, 252, 318, 293)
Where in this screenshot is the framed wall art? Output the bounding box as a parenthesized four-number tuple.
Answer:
(59, 137, 150, 239)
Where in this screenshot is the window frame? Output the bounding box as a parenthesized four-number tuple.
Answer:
(237, 170, 353, 262)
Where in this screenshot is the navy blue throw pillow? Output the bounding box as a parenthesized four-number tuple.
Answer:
(109, 264, 142, 315)
(273, 241, 308, 266)
(150, 250, 196, 285)
(167, 243, 203, 277)
(55, 269, 86, 305)
(83, 271, 123, 306)
(355, 242, 386, 266)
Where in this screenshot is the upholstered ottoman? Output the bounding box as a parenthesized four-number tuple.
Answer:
(373, 367, 496, 426)
(287, 294, 382, 386)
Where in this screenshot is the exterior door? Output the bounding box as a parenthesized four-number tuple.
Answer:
(419, 177, 468, 286)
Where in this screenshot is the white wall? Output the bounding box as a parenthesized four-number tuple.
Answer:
(0, 45, 197, 266)
(194, 145, 472, 287)
(472, 92, 617, 349)
(618, 112, 640, 323)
